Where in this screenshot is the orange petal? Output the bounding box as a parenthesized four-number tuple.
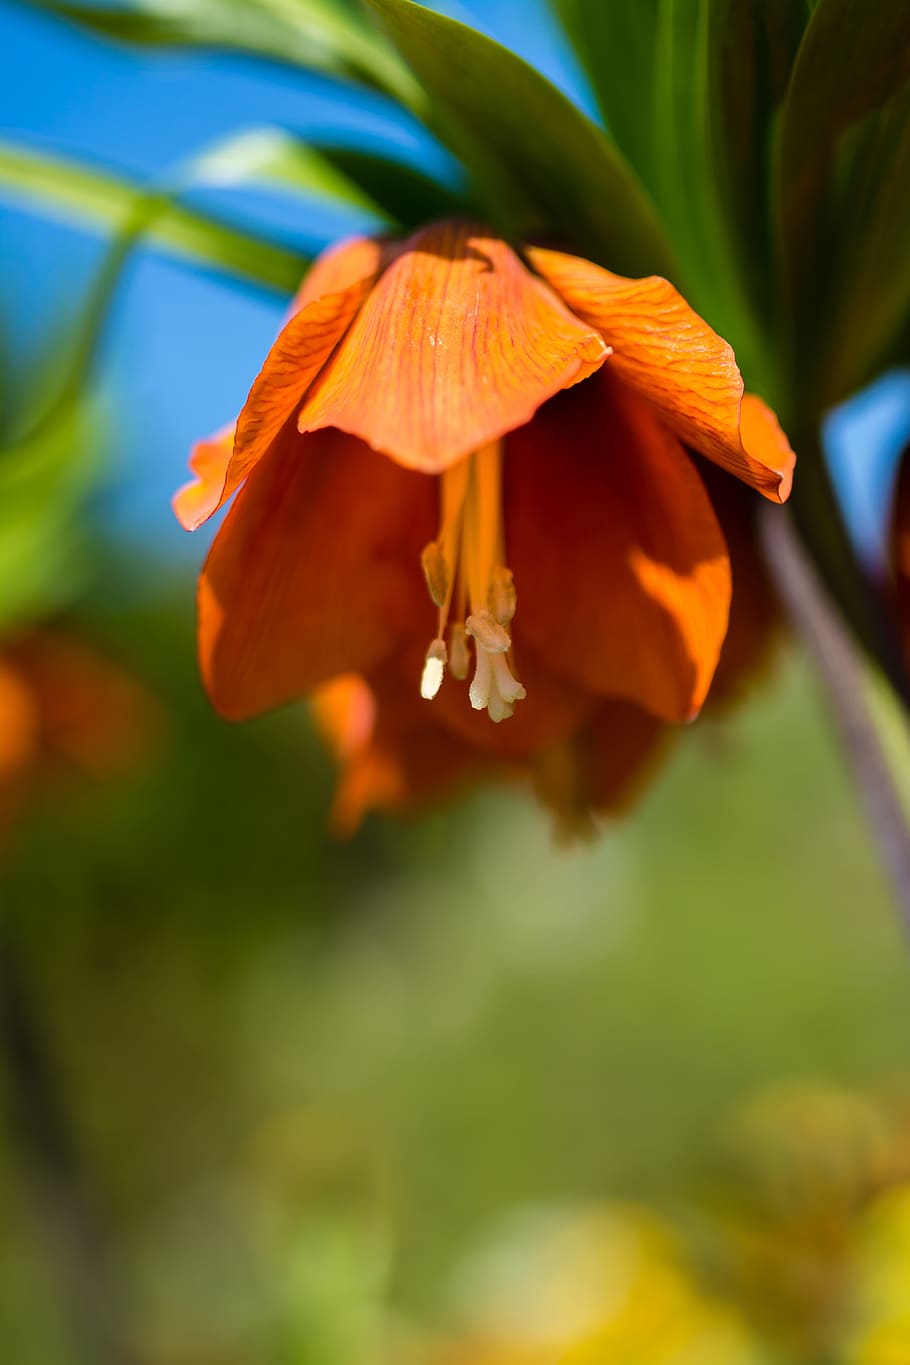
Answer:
(0, 658, 39, 781)
(199, 426, 436, 721)
(697, 459, 782, 709)
(187, 238, 389, 530)
(312, 670, 492, 833)
(289, 234, 396, 315)
(173, 424, 235, 531)
(533, 700, 670, 839)
(8, 632, 160, 777)
(297, 221, 609, 474)
(527, 246, 795, 503)
(506, 371, 732, 723)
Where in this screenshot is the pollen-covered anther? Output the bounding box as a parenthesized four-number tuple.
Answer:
(465, 609, 511, 654)
(420, 637, 447, 701)
(488, 566, 516, 625)
(421, 541, 450, 609)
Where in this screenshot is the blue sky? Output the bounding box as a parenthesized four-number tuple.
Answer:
(1, 0, 909, 571)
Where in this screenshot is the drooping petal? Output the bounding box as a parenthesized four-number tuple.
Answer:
(527, 246, 795, 503)
(533, 700, 669, 839)
(297, 221, 609, 474)
(187, 238, 391, 530)
(505, 371, 732, 723)
(173, 424, 234, 531)
(697, 460, 782, 710)
(199, 426, 436, 721)
(289, 233, 396, 314)
(312, 669, 492, 833)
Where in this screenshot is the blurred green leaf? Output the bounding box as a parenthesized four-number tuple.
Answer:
(774, 0, 910, 410)
(820, 83, 910, 404)
(0, 140, 308, 294)
(24, 0, 418, 103)
(0, 398, 102, 632)
(366, 0, 676, 279)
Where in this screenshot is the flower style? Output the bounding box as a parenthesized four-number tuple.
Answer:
(176, 221, 794, 822)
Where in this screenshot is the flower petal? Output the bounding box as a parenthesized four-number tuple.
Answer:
(505, 371, 732, 723)
(188, 238, 389, 530)
(0, 658, 39, 781)
(527, 246, 795, 502)
(289, 233, 395, 314)
(298, 220, 609, 474)
(312, 669, 491, 833)
(199, 426, 436, 721)
(533, 700, 669, 839)
(173, 424, 235, 531)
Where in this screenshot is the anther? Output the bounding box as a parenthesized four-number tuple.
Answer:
(420, 637, 447, 700)
(489, 566, 516, 625)
(465, 609, 511, 654)
(421, 541, 450, 610)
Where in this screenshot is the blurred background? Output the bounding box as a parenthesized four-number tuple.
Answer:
(3, 1, 910, 1361)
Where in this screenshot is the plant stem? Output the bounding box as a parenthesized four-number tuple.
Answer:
(760, 502, 910, 928)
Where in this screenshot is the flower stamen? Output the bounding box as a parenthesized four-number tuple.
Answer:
(418, 441, 525, 721)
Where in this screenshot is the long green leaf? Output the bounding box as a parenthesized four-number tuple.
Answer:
(366, 0, 675, 279)
(774, 0, 910, 408)
(819, 83, 910, 404)
(549, 0, 659, 187)
(23, 0, 418, 104)
(0, 141, 308, 294)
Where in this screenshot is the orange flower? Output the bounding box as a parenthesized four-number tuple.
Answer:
(0, 629, 159, 840)
(176, 221, 794, 819)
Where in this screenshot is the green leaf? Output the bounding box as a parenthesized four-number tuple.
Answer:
(817, 83, 910, 404)
(0, 395, 103, 631)
(774, 0, 910, 409)
(23, 0, 418, 104)
(549, 0, 659, 186)
(365, 0, 675, 279)
(308, 145, 470, 230)
(0, 140, 308, 294)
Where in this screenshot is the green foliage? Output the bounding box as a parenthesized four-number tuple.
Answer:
(774, 0, 910, 407)
(0, 140, 308, 295)
(24, 0, 418, 102)
(366, 0, 676, 278)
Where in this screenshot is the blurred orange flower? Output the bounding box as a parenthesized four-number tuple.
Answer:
(0, 629, 158, 839)
(176, 221, 794, 826)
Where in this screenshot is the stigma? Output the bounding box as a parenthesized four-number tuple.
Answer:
(419, 442, 526, 723)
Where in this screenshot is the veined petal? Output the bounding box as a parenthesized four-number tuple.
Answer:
(289, 233, 396, 314)
(189, 239, 390, 530)
(506, 372, 732, 723)
(199, 426, 435, 721)
(173, 424, 234, 531)
(527, 246, 795, 503)
(298, 221, 609, 474)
